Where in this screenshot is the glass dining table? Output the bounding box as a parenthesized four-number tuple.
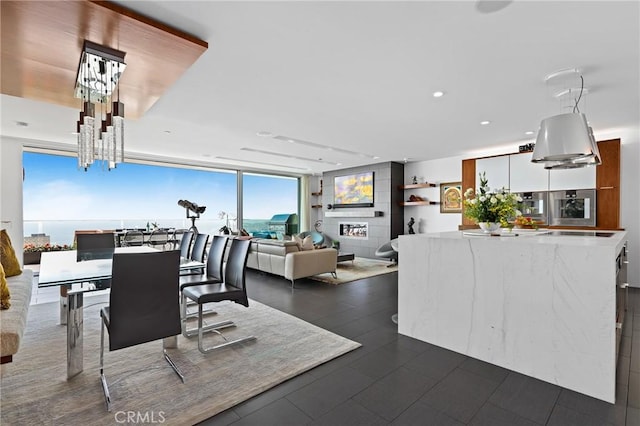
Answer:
(39, 246, 205, 379)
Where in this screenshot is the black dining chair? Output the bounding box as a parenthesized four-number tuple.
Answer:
(76, 232, 116, 261)
(179, 235, 227, 318)
(181, 239, 255, 354)
(99, 250, 184, 411)
(178, 230, 195, 259)
(190, 233, 210, 263)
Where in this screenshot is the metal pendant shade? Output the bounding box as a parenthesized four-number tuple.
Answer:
(543, 124, 601, 169)
(531, 113, 596, 162)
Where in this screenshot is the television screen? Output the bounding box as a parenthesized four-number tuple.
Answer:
(333, 171, 374, 208)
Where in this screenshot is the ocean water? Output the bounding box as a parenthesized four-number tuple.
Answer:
(24, 218, 272, 245)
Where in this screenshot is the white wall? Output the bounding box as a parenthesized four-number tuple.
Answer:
(601, 128, 640, 288)
(405, 133, 639, 287)
(0, 137, 24, 265)
(403, 155, 465, 234)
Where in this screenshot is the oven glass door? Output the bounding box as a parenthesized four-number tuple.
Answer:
(556, 198, 590, 219)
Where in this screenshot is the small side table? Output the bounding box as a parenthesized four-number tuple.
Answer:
(336, 252, 355, 263)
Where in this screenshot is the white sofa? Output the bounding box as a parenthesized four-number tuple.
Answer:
(241, 238, 338, 287)
(1, 269, 33, 364)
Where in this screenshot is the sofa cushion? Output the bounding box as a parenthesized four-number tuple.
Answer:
(1, 268, 33, 359)
(292, 234, 314, 251)
(0, 229, 22, 278)
(0, 263, 10, 309)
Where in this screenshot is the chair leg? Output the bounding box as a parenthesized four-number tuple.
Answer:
(181, 294, 234, 338)
(163, 349, 185, 383)
(196, 303, 256, 354)
(100, 320, 112, 412)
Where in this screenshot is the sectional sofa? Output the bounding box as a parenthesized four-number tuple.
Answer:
(241, 238, 338, 287)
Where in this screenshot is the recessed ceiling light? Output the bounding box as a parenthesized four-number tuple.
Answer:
(15, 121, 29, 127)
(525, 131, 535, 135)
(432, 91, 444, 98)
(256, 131, 274, 137)
(480, 121, 491, 126)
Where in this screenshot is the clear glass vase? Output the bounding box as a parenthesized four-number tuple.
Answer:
(478, 222, 501, 233)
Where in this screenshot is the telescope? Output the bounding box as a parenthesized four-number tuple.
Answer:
(178, 199, 206, 215)
(178, 199, 206, 234)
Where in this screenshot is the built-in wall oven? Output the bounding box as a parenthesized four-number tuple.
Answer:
(548, 189, 596, 227)
(515, 191, 547, 223)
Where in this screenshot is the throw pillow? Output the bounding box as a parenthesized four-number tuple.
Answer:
(0, 263, 9, 310)
(301, 235, 314, 251)
(0, 229, 22, 278)
(292, 234, 303, 250)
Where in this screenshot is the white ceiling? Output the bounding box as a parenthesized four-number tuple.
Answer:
(2, 1, 639, 175)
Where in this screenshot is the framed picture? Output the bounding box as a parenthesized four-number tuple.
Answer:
(440, 181, 462, 213)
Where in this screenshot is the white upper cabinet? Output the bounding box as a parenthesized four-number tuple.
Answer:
(509, 153, 549, 193)
(548, 166, 596, 190)
(476, 156, 510, 191)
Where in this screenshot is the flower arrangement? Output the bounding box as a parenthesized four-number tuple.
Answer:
(24, 243, 73, 253)
(463, 172, 522, 227)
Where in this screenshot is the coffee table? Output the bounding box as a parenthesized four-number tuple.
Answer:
(39, 247, 204, 379)
(336, 252, 355, 263)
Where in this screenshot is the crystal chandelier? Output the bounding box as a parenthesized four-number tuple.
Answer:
(75, 41, 127, 171)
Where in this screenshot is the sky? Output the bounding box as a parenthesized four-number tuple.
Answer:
(22, 152, 298, 222)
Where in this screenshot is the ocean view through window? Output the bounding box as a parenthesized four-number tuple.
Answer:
(22, 152, 298, 246)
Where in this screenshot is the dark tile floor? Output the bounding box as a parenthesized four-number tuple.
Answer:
(199, 271, 640, 426)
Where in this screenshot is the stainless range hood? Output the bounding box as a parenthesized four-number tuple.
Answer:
(531, 112, 601, 168)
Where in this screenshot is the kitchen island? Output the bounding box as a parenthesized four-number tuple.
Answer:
(397, 229, 627, 403)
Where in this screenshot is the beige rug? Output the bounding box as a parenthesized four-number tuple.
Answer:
(309, 257, 398, 285)
(0, 295, 360, 425)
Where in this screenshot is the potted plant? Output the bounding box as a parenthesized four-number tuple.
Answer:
(23, 243, 74, 265)
(463, 172, 522, 233)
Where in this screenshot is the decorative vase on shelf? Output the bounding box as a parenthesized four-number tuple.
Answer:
(478, 222, 501, 233)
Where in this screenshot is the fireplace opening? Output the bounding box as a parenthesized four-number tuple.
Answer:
(339, 222, 368, 239)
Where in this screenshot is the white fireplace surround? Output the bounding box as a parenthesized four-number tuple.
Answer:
(339, 222, 368, 239)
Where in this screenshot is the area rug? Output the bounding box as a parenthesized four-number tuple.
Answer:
(0, 295, 360, 425)
(309, 256, 397, 285)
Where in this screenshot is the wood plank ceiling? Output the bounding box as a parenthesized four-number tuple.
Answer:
(1, 0, 208, 119)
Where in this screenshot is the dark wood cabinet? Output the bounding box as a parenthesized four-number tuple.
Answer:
(596, 139, 621, 229)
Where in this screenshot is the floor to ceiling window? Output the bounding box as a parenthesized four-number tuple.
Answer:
(241, 172, 299, 238)
(23, 151, 237, 245)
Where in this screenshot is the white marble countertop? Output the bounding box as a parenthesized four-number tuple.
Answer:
(405, 229, 627, 252)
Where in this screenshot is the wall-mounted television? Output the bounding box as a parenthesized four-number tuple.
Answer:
(333, 171, 374, 208)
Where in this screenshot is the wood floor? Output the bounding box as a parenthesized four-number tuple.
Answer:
(197, 270, 640, 426)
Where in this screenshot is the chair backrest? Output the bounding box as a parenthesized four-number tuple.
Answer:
(190, 233, 210, 262)
(179, 231, 194, 258)
(148, 228, 169, 245)
(224, 239, 251, 306)
(205, 235, 228, 281)
(122, 230, 145, 247)
(76, 232, 115, 261)
(108, 250, 181, 351)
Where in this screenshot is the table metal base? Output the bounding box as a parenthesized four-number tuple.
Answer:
(67, 291, 83, 379)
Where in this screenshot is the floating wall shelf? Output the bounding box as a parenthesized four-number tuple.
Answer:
(398, 183, 437, 190)
(325, 211, 384, 218)
(399, 201, 440, 206)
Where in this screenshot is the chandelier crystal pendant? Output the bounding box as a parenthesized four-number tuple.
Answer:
(75, 41, 127, 171)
